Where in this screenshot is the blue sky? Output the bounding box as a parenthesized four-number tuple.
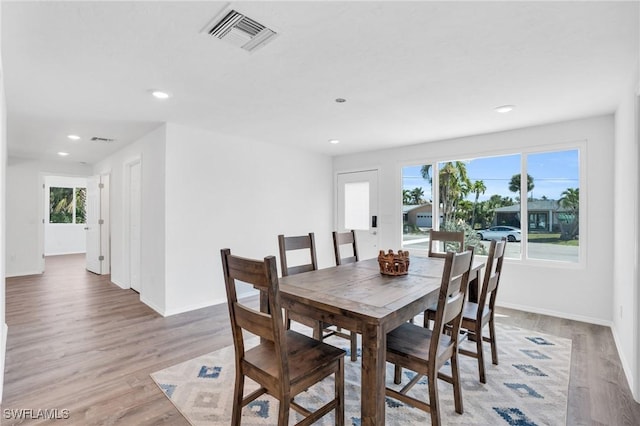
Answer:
(403, 149, 579, 202)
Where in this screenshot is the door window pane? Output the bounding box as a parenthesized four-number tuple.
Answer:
(344, 182, 369, 230)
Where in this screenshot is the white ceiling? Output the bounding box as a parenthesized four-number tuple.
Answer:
(2, 1, 638, 164)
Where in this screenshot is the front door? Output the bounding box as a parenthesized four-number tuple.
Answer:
(129, 161, 142, 292)
(336, 170, 379, 260)
(85, 175, 102, 274)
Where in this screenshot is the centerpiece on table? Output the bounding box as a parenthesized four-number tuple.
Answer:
(377, 249, 410, 276)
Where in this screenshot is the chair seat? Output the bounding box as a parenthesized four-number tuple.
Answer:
(244, 330, 345, 392)
(461, 301, 490, 321)
(387, 323, 455, 364)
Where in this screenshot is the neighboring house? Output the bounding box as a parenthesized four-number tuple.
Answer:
(493, 200, 576, 232)
(403, 203, 439, 228)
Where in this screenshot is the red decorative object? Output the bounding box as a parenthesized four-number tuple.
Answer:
(377, 250, 410, 276)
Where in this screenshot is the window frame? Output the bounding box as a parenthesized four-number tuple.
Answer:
(400, 140, 586, 268)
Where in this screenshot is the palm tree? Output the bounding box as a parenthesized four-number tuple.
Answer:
(420, 164, 432, 183)
(402, 189, 412, 204)
(410, 187, 425, 205)
(470, 180, 486, 228)
(75, 187, 87, 223)
(558, 188, 579, 240)
(508, 174, 534, 201)
(439, 161, 471, 225)
(559, 188, 579, 209)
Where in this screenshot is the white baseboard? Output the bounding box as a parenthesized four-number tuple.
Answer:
(140, 296, 225, 317)
(497, 301, 612, 327)
(610, 326, 639, 403)
(110, 278, 129, 290)
(44, 251, 86, 256)
(163, 297, 227, 317)
(140, 296, 166, 317)
(5, 270, 43, 278)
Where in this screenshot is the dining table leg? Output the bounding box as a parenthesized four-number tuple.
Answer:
(360, 322, 386, 425)
(467, 268, 480, 303)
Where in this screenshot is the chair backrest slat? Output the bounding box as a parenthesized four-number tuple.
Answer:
(333, 230, 359, 266)
(428, 230, 465, 258)
(278, 233, 318, 277)
(234, 303, 276, 342)
(226, 256, 271, 290)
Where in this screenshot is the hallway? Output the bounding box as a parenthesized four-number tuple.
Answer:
(1, 254, 227, 425)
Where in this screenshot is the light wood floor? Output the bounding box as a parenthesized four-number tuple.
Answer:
(2, 254, 639, 425)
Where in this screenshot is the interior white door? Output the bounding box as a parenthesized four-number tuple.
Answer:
(337, 170, 379, 260)
(129, 162, 142, 292)
(85, 175, 101, 274)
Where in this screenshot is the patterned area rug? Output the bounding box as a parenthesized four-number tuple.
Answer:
(151, 323, 571, 425)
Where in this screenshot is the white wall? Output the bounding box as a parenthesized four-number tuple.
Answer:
(5, 159, 92, 277)
(163, 123, 334, 316)
(93, 124, 166, 314)
(613, 62, 640, 401)
(96, 122, 333, 317)
(0, 1, 7, 398)
(44, 175, 87, 255)
(334, 115, 614, 324)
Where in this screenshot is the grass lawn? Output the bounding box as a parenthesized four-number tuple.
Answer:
(528, 233, 579, 246)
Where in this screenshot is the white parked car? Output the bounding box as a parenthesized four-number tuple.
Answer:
(476, 226, 521, 242)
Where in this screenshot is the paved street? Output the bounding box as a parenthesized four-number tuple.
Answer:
(402, 235, 579, 262)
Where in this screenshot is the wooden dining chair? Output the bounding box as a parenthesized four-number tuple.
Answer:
(458, 238, 506, 383)
(278, 233, 358, 361)
(332, 230, 359, 265)
(385, 250, 473, 426)
(278, 233, 323, 338)
(428, 230, 465, 258)
(221, 249, 345, 426)
(332, 230, 359, 361)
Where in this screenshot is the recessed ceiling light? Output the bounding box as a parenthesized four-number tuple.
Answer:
(494, 105, 515, 113)
(329, 139, 340, 144)
(67, 134, 81, 140)
(335, 98, 346, 103)
(151, 90, 171, 99)
(57, 152, 69, 157)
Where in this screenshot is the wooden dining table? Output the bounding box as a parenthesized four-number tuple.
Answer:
(277, 255, 484, 426)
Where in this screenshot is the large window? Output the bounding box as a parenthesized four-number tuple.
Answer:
(402, 148, 580, 263)
(49, 186, 86, 224)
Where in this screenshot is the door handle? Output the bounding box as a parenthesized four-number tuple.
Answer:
(371, 215, 377, 228)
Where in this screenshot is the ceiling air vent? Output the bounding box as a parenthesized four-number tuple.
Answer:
(90, 137, 116, 143)
(205, 9, 278, 53)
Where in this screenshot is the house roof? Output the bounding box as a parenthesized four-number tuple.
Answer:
(403, 204, 432, 214)
(494, 200, 571, 212)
